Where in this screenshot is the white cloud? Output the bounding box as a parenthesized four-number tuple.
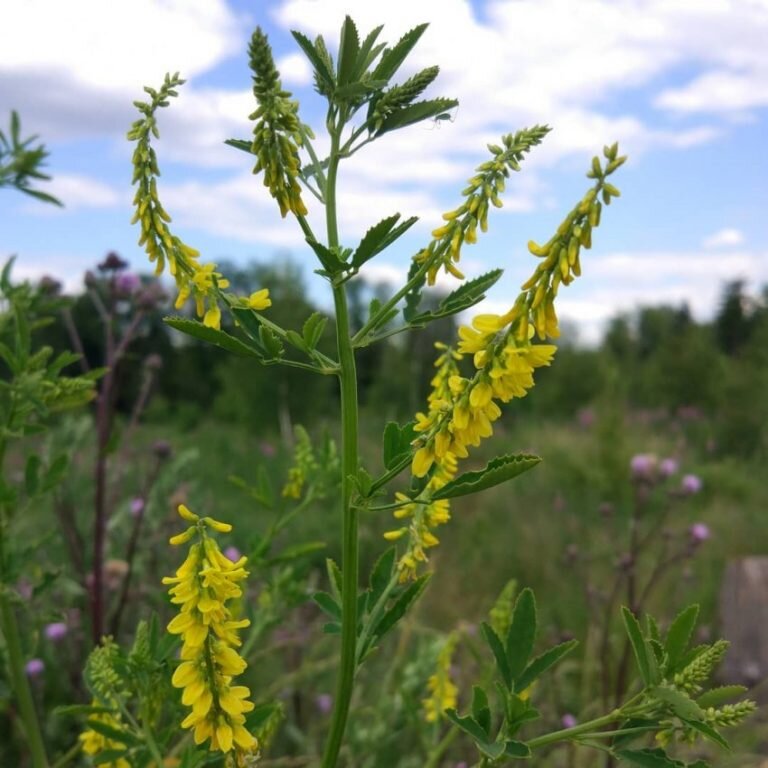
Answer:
(22, 174, 123, 212)
(702, 228, 745, 249)
(278, 53, 313, 86)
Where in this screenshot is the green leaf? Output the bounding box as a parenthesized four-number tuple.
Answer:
(84, 718, 139, 745)
(431, 454, 541, 500)
(164, 317, 261, 358)
(665, 604, 699, 673)
(306, 238, 346, 274)
(224, 138, 254, 155)
(54, 704, 113, 717)
(302, 312, 328, 350)
(353, 25, 385, 81)
(259, 325, 284, 358)
(368, 547, 396, 610)
(382, 420, 417, 470)
(372, 24, 429, 82)
(351, 214, 418, 269)
(291, 30, 335, 92)
(685, 719, 730, 750)
(376, 98, 458, 136)
(445, 709, 505, 759)
(504, 740, 532, 758)
(411, 269, 504, 324)
(481, 621, 511, 689)
(696, 685, 748, 709)
(471, 686, 491, 734)
(285, 329, 308, 352)
(336, 16, 360, 85)
(93, 750, 130, 765)
(326, 558, 343, 603)
(312, 591, 341, 620)
(507, 588, 537, 683)
(42, 455, 68, 491)
(24, 454, 40, 496)
(515, 639, 578, 692)
(652, 685, 704, 721)
(371, 574, 430, 641)
(615, 748, 684, 767)
(268, 541, 325, 565)
(622, 607, 655, 687)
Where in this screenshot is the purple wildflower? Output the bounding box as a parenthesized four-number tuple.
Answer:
(315, 693, 333, 714)
(630, 453, 656, 480)
(44, 622, 68, 642)
(681, 474, 703, 495)
(561, 713, 578, 729)
(115, 272, 141, 296)
(25, 658, 45, 677)
(690, 523, 711, 543)
(224, 546, 242, 563)
(130, 497, 145, 517)
(658, 457, 679, 478)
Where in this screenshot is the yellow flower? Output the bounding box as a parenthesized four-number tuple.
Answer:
(423, 637, 458, 723)
(247, 288, 272, 310)
(163, 506, 257, 759)
(79, 703, 131, 768)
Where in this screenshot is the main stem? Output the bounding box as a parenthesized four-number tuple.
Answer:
(321, 123, 360, 768)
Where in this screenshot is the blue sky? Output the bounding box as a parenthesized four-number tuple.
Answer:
(1, 0, 767, 342)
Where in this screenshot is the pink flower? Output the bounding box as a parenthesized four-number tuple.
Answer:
(681, 474, 703, 495)
(44, 622, 68, 642)
(25, 658, 45, 677)
(130, 497, 145, 517)
(561, 713, 578, 728)
(630, 453, 657, 479)
(115, 272, 141, 296)
(224, 546, 242, 562)
(658, 457, 679, 478)
(315, 693, 333, 714)
(690, 523, 711, 543)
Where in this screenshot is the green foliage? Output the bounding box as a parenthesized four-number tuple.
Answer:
(0, 111, 62, 205)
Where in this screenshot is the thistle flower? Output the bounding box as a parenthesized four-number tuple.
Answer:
(163, 504, 257, 758)
(25, 658, 44, 677)
(681, 474, 703, 495)
(44, 622, 68, 642)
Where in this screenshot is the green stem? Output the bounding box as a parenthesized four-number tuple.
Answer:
(320, 121, 361, 768)
(527, 702, 649, 751)
(51, 742, 80, 768)
(0, 590, 50, 767)
(424, 725, 459, 768)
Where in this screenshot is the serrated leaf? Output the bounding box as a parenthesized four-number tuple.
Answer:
(291, 30, 335, 92)
(622, 607, 655, 687)
(376, 98, 458, 136)
(652, 686, 704, 721)
(685, 719, 729, 750)
(352, 214, 418, 269)
(403, 259, 425, 322)
(431, 454, 541, 500)
(372, 23, 429, 82)
(696, 685, 748, 709)
(224, 138, 254, 155)
(312, 591, 341, 620)
(353, 25, 385, 80)
(337, 16, 360, 86)
(481, 621, 511, 689)
(306, 238, 345, 274)
(302, 312, 328, 350)
(285, 329, 308, 352)
(515, 639, 578, 692)
(615, 748, 684, 767)
(411, 269, 504, 324)
(165, 317, 260, 358)
(371, 574, 430, 641)
(507, 588, 537, 682)
(259, 325, 284, 358)
(665, 604, 699, 673)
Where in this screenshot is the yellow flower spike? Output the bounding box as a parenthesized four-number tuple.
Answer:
(177, 504, 199, 523)
(384, 529, 407, 541)
(412, 445, 435, 478)
(164, 509, 257, 759)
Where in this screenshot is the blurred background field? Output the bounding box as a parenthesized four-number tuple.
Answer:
(3, 256, 766, 765)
